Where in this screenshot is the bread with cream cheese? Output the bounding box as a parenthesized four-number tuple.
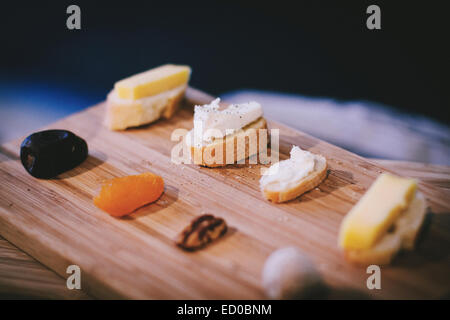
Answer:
(260, 146, 327, 203)
(185, 98, 269, 167)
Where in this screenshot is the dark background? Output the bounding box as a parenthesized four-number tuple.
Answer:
(1, 0, 449, 123)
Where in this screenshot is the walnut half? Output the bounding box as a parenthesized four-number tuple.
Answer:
(176, 214, 228, 251)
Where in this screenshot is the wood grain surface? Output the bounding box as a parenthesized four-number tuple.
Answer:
(1, 158, 448, 299)
(372, 160, 450, 191)
(0, 88, 449, 299)
(0, 236, 90, 299)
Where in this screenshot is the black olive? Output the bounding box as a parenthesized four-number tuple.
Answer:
(20, 130, 88, 179)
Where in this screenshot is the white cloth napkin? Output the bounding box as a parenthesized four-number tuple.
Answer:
(222, 90, 450, 165)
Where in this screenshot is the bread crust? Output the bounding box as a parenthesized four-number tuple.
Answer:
(187, 117, 269, 167)
(161, 88, 184, 119)
(262, 155, 327, 203)
(105, 85, 186, 130)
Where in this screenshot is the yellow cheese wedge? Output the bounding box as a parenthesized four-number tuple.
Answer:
(338, 173, 417, 250)
(344, 192, 427, 265)
(114, 64, 191, 100)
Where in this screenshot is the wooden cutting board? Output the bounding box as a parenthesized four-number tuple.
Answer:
(0, 87, 449, 299)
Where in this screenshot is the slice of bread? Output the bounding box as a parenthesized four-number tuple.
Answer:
(185, 117, 268, 167)
(345, 192, 427, 265)
(105, 84, 186, 130)
(260, 149, 327, 203)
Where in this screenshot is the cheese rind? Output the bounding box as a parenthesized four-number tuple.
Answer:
(338, 173, 417, 250)
(114, 64, 191, 100)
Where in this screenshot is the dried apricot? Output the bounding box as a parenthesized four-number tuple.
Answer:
(94, 172, 164, 217)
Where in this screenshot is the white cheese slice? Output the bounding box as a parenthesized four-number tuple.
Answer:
(193, 98, 263, 144)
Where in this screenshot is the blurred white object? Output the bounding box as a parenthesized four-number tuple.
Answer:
(223, 90, 450, 165)
(262, 247, 323, 299)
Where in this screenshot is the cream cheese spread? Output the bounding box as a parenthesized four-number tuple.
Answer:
(191, 98, 263, 145)
(260, 146, 316, 190)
